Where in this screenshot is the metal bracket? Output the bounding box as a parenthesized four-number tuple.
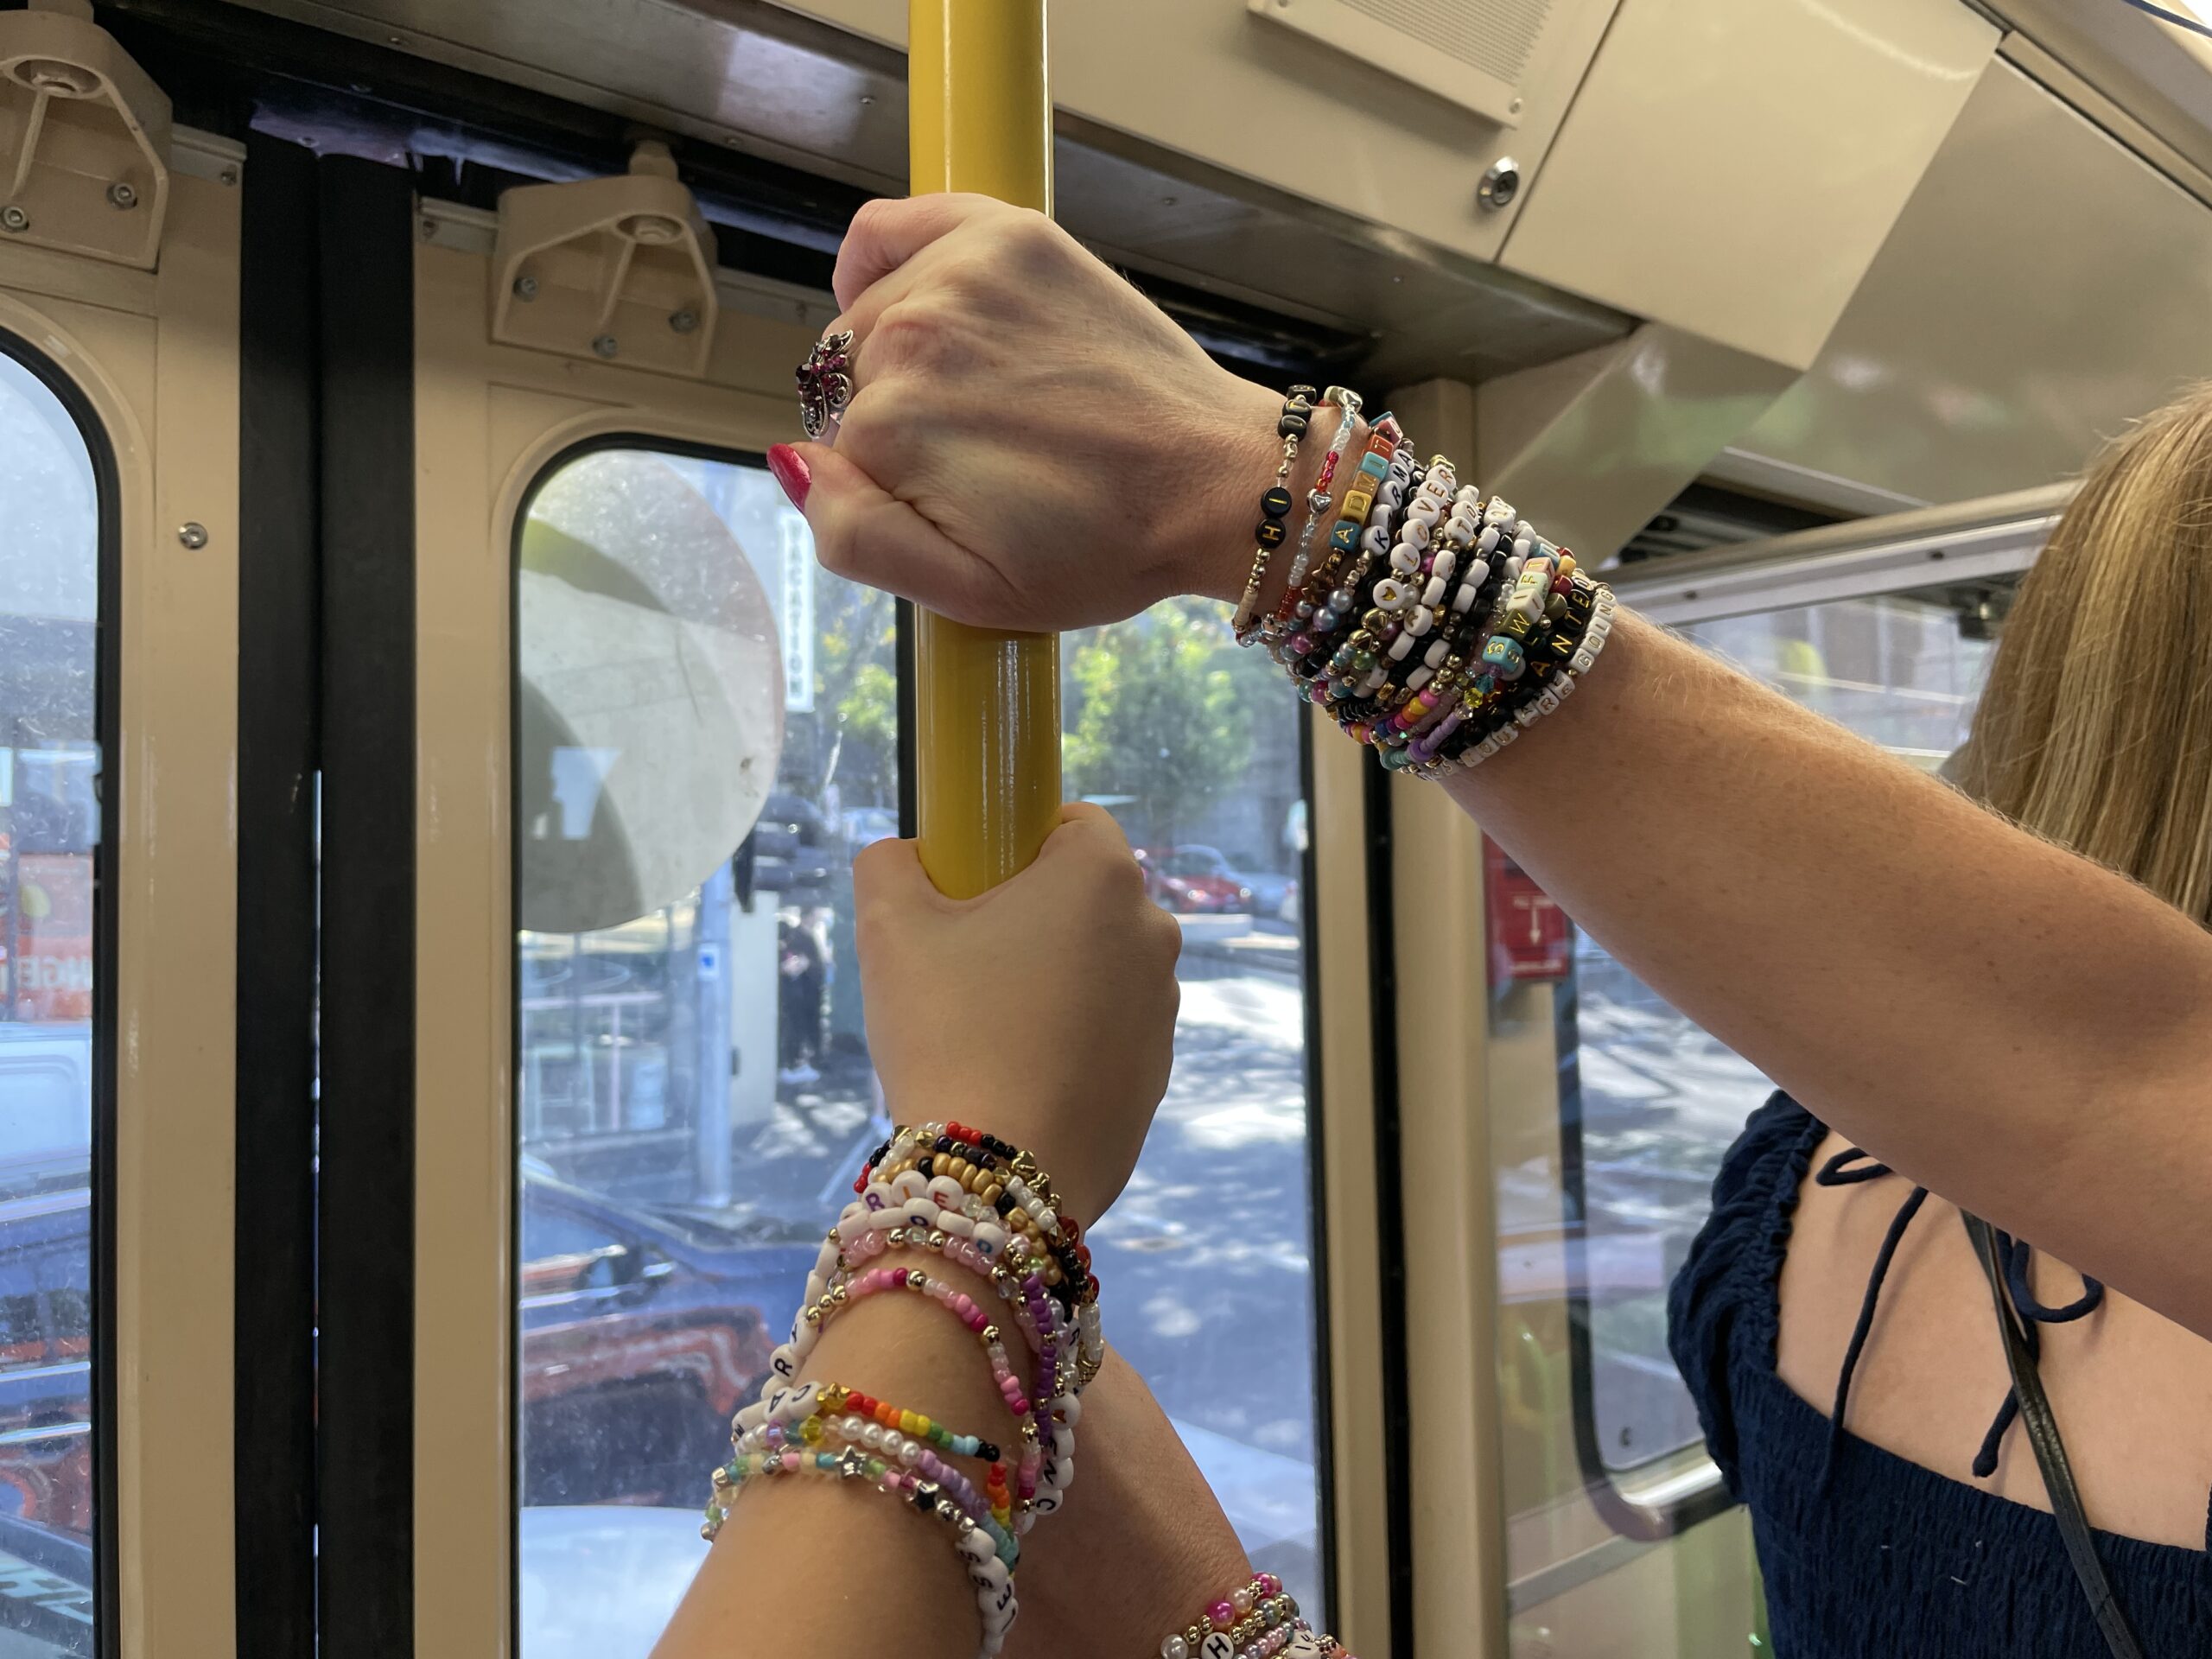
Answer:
(0, 0, 171, 270)
(490, 141, 720, 378)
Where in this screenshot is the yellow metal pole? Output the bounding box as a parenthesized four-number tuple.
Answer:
(909, 0, 1061, 898)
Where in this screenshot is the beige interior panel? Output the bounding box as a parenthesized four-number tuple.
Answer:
(1306, 711, 1391, 1658)
(1733, 56, 2212, 505)
(412, 205, 822, 1659)
(1376, 380, 1510, 1655)
(1500, 0, 1996, 371)
(597, 0, 1624, 269)
(0, 160, 244, 1657)
(1468, 327, 1796, 564)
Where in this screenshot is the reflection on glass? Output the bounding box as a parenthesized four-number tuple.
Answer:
(512, 539, 1327, 1648)
(1063, 598, 1325, 1616)
(515, 452, 898, 1658)
(0, 344, 103, 1653)
(1572, 594, 1998, 1470)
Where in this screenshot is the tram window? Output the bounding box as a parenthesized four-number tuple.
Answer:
(0, 340, 105, 1650)
(1063, 599, 1325, 1616)
(1564, 591, 1997, 1475)
(511, 455, 1327, 1646)
(513, 445, 899, 1654)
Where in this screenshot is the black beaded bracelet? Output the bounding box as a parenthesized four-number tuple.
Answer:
(1230, 385, 1319, 642)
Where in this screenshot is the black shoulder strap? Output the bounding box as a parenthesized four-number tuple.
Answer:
(1961, 1211, 2147, 1659)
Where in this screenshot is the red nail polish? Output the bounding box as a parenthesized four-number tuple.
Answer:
(766, 442, 810, 511)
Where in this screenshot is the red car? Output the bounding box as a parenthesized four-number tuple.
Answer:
(1137, 846, 1254, 914)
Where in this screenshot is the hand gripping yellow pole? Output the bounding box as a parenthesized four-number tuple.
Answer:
(909, 0, 1061, 898)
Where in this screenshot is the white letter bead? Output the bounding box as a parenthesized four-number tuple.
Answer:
(1484, 498, 1516, 526)
(1405, 606, 1433, 637)
(1403, 518, 1431, 550)
(1424, 639, 1449, 669)
(1389, 544, 1421, 575)
(927, 1175, 968, 1207)
(1371, 576, 1408, 610)
(938, 1210, 975, 1236)
(1478, 525, 1502, 554)
(890, 1169, 928, 1199)
(1536, 689, 1560, 714)
(960, 1528, 995, 1561)
(1361, 524, 1390, 556)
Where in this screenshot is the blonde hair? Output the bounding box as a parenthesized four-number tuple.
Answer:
(1954, 385, 2212, 923)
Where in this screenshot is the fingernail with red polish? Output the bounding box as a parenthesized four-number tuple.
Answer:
(766, 443, 810, 511)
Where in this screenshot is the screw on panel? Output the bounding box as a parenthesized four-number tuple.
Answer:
(219, 167, 239, 187)
(669, 309, 699, 334)
(592, 335, 619, 359)
(1478, 156, 1522, 211)
(177, 523, 209, 550)
(107, 181, 137, 210)
(513, 275, 539, 300)
(418, 216, 437, 241)
(1, 206, 28, 233)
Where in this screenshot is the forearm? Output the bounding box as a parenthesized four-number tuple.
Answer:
(1451, 610, 2212, 1329)
(1004, 1349, 1253, 1659)
(652, 1283, 1014, 1659)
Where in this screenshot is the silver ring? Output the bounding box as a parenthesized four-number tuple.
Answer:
(796, 328, 855, 441)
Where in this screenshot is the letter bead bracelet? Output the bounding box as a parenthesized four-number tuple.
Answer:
(704, 1122, 1103, 1658)
(1154, 1571, 1350, 1659)
(1236, 385, 1615, 775)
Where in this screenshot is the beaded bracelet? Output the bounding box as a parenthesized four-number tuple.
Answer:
(776, 1242, 1059, 1513)
(1398, 575, 1605, 775)
(712, 1382, 1020, 1656)
(1276, 435, 1408, 664)
(1231, 387, 1319, 642)
(772, 1191, 1079, 1509)
(861, 1121, 1103, 1350)
(1417, 583, 1615, 778)
(1305, 457, 1447, 697)
(1154, 1570, 1339, 1659)
(1259, 388, 1362, 639)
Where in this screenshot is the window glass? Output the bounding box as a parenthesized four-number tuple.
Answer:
(1063, 598, 1325, 1617)
(512, 467, 1327, 1649)
(1570, 591, 1999, 1471)
(515, 449, 899, 1656)
(0, 343, 103, 1655)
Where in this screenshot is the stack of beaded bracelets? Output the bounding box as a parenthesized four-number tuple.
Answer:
(709, 1121, 1098, 1656)
(1238, 390, 1616, 775)
(1154, 1571, 1348, 1659)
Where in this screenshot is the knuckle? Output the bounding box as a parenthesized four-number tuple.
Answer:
(866, 305, 947, 367)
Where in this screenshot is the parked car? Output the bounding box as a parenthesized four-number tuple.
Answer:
(518, 1164, 817, 1507)
(1227, 863, 1294, 916)
(1137, 845, 1254, 914)
(839, 805, 900, 849)
(0, 1022, 819, 1531)
(747, 791, 834, 893)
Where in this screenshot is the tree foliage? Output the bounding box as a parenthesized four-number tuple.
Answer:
(1063, 599, 1253, 847)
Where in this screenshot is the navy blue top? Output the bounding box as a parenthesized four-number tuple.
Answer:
(1666, 1092, 2212, 1655)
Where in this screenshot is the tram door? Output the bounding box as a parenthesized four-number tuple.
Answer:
(391, 162, 1390, 1658)
(1468, 570, 2005, 1656)
(0, 31, 245, 1656)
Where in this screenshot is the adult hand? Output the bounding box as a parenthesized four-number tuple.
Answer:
(853, 802, 1182, 1217)
(769, 195, 1286, 631)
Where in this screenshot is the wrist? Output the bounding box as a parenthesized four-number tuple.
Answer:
(1180, 379, 1369, 626)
